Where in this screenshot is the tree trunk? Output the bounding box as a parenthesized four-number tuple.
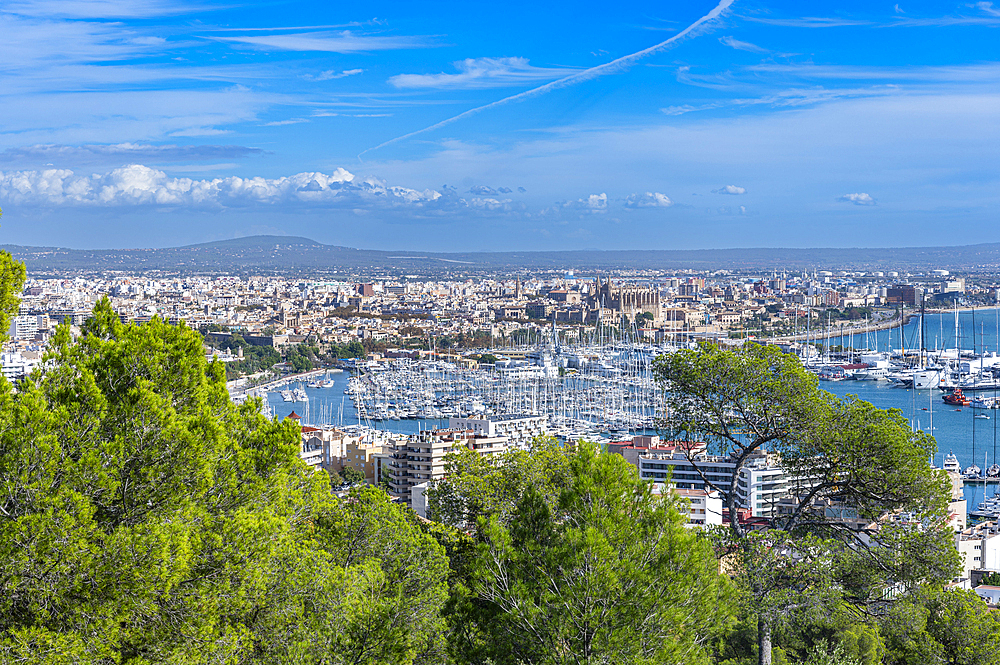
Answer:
(757, 615, 772, 665)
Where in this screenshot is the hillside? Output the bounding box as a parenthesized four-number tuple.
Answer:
(4, 236, 1000, 275)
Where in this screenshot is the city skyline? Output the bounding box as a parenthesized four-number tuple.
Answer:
(1, 0, 999, 250)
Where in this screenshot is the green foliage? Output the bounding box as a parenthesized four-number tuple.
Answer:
(285, 342, 316, 372)
(477, 353, 498, 364)
(309, 485, 451, 664)
(452, 444, 734, 665)
(0, 297, 323, 662)
(0, 295, 450, 664)
(0, 250, 26, 341)
(342, 466, 366, 485)
(977, 571, 1000, 586)
(426, 435, 576, 529)
(881, 587, 1000, 665)
(716, 529, 840, 636)
(801, 640, 861, 665)
(656, 341, 960, 664)
(327, 340, 366, 359)
(837, 623, 884, 665)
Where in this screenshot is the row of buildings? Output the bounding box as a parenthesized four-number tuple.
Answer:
(9, 269, 995, 358)
(294, 417, 999, 598)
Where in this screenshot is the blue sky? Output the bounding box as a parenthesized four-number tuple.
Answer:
(1, 0, 1000, 251)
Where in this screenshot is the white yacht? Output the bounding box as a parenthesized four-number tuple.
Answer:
(943, 452, 961, 475)
(912, 368, 944, 390)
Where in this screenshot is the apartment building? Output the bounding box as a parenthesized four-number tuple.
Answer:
(957, 521, 1000, 580)
(1, 351, 39, 382)
(386, 428, 507, 506)
(343, 437, 388, 484)
(663, 487, 723, 527)
(448, 414, 547, 446)
(736, 462, 800, 519)
(634, 449, 799, 519)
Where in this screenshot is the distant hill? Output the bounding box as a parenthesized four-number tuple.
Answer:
(4, 235, 1000, 275)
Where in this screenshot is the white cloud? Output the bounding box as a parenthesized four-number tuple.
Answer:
(212, 31, 426, 53)
(0, 165, 536, 219)
(713, 184, 746, 194)
(745, 16, 873, 28)
(0, 164, 456, 209)
(262, 118, 309, 126)
(558, 193, 608, 213)
(661, 105, 697, 116)
(623, 192, 673, 208)
(974, 2, 1000, 17)
(0, 143, 265, 165)
(312, 68, 364, 81)
(389, 57, 578, 90)
(838, 192, 876, 205)
(718, 36, 769, 54)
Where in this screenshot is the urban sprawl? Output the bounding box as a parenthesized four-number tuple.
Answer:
(6, 265, 1000, 601)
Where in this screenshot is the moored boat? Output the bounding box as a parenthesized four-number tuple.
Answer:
(943, 388, 970, 406)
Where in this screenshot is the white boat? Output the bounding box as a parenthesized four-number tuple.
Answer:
(913, 368, 944, 390)
(943, 452, 961, 474)
(281, 389, 294, 402)
(853, 367, 890, 381)
(293, 387, 308, 402)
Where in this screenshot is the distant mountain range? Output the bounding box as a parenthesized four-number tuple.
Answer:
(4, 235, 1000, 275)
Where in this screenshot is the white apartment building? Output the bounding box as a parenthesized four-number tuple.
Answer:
(635, 450, 799, 519)
(666, 487, 723, 527)
(1, 351, 38, 382)
(8, 314, 45, 341)
(411, 481, 431, 519)
(737, 461, 800, 519)
(448, 414, 547, 446)
(386, 429, 507, 506)
(957, 521, 1000, 579)
(637, 451, 740, 494)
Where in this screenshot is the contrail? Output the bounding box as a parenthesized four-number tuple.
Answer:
(359, 0, 736, 159)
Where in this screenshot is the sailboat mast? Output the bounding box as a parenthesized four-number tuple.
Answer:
(920, 292, 926, 369)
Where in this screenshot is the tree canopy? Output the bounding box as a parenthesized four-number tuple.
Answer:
(0, 297, 450, 664)
(448, 443, 733, 665)
(654, 342, 960, 665)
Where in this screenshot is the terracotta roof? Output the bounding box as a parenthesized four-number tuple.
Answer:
(286, 411, 301, 420)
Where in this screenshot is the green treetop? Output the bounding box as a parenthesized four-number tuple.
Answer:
(655, 342, 959, 665)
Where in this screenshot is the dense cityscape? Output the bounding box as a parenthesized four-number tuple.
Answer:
(6, 0, 1000, 663)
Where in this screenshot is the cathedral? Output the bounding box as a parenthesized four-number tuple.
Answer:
(587, 277, 661, 323)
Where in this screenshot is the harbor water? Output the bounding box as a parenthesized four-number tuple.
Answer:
(266, 370, 455, 435)
(827, 306, 1000, 508)
(266, 307, 1000, 510)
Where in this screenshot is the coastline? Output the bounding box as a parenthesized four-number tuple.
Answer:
(772, 305, 1000, 344)
(773, 315, 913, 343)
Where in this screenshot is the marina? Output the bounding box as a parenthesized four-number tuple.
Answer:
(262, 339, 671, 443)
(245, 306, 1000, 517)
